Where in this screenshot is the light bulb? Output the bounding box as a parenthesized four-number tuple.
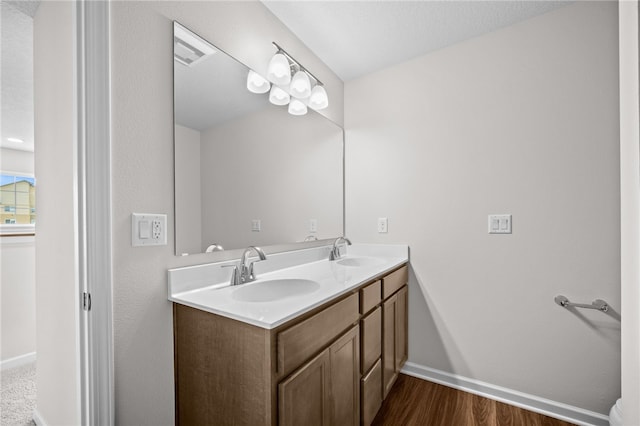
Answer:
(269, 85, 290, 106)
(288, 99, 307, 116)
(267, 53, 291, 85)
(308, 85, 329, 110)
(290, 70, 311, 99)
(246, 70, 270, 94)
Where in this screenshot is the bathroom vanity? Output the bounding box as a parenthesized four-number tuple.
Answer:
(169, 244, 408, 426)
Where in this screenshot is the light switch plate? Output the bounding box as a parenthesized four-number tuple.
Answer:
(132, 213, 167, 246)
(378, 217, 388, 233)
(488, 214, 512, 234)
(309, 219, 318, 233)
(252, 219, 261, 232)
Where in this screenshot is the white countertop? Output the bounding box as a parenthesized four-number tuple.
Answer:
(168, 244, 409, 329)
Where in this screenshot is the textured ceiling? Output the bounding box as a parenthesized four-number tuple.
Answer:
(262, 1, 572, 81)
(1, 0, 35, 152)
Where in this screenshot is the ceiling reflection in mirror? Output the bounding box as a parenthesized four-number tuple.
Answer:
(173, 23, 344, 256)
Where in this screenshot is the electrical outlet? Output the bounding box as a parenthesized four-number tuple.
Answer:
(132, 213, 167, 246)
(309, 219, 318, 233)
(378, 217, 388, 233)
(252, 219, 261, 232)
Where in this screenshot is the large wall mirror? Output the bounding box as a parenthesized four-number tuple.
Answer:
(173, 23, 344, 256)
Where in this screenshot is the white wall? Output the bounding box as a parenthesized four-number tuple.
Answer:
(0, 237, 36, 364)
(619, 1, 640, 424)
(0, 148, 34, 175)
(109, 2, 343, 424)
(174, 124, 202, 255)
(345, 1, 620, 416)
(201, 106, 342, 250)
(33, 1, 80, 424)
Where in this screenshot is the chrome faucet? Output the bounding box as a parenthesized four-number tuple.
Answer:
(225, 246, 268, 286)
(205, 243, 224, 253)
(329, 236, 351, 261)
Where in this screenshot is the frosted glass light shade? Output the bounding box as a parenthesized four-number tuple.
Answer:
(269, 85, 290, 106)
(267, 53, 291, 85)
(308, 85, 329, 110)
(246, 70, 270, 94)
(288, 99, 307, 115)
(290, 70, 311, 99)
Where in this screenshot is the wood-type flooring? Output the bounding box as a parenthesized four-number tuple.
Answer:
(372, 374, 576, 426)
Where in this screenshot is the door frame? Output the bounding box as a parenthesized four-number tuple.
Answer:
(75, 0, 114, 424)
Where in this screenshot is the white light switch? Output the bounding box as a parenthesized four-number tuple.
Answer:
(309, 219, 318, 233)
(132, 213, 167, 246)
(488, 214, 512, 234)
(139, 220, 151, 239)
(378, 217, 388, 233)
(252, 219, 261, 232)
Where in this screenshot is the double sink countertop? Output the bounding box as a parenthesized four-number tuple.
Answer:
(168, 243, 409, 329)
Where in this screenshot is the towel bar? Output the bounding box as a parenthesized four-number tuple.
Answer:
(554, 295, 609, 312)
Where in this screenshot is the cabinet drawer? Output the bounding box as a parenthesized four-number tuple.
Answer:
(361, 358, 382, 426)
(278, 293, 359, 377)
(361, 306, 381, 374)
(382, 265, 408, 299)
(360, 280, 381, 314)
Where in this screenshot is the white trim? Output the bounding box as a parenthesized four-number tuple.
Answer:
(0, 224, 36, 235)
(619, 2, 640, 425)
(76, 1, 114, 425)
(32, 408, 47, 426)
(0, 352, 36, 370)
(401, 362, 609, 426)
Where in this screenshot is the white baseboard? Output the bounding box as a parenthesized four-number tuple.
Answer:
(401, 362, 610, 426)
(33, 408, 47, 426)
(0, 352, 36, 371)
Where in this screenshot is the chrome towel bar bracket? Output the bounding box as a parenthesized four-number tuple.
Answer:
(554, 295, 609, 312)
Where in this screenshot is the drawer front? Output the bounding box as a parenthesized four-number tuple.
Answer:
(361, 306, 382, 374)
(361, 358, 383, 426)
(382, 265, 408, 300)
(278, 293, 360, 378)
(360, 280, 381, 314)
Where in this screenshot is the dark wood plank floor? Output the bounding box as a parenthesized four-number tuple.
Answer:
(372, 374, 576, 426)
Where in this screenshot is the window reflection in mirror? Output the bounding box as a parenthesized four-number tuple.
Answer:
(173, 23, 344, 256)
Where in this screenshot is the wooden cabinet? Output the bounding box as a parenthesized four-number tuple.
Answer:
(173, 263, 408, 426)
(279, 349, 331, 426)
(382, 284, 408, 399)
(361, 359, 382, 426)
(279, 325, 359, 426)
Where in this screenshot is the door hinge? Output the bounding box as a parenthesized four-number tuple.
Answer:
(83, 292, 92, 311)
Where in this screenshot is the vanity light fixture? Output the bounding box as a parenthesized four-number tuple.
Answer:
(290, 70, 311, 99)
(288, 98, 308, 116)
(249, 42, 329, 116)
(266, 52, 291, 86)
(269, 85, 290, 106)
(246, 70, 270, 94)
(308, 85, 329, 110)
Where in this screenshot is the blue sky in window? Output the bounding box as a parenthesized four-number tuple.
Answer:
(0, 174, 35, 186)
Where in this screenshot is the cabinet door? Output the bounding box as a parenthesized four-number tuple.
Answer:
(396, 286, 408, 370)
(279, 349, 331, 426)
(382, 294, 397, 399)
(330, 325, 360, 426)
(361, 306, 382, 374)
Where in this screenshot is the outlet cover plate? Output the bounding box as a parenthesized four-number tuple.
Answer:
(132, 213, 167, 246)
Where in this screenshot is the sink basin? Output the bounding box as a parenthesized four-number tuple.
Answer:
(232, 279, 320, 303)
(336, 257, 384, 268)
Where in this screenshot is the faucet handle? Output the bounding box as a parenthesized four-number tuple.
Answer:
(222, 264, 239, 286)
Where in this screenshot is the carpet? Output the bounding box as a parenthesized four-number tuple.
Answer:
(1, 362, 36, 426)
